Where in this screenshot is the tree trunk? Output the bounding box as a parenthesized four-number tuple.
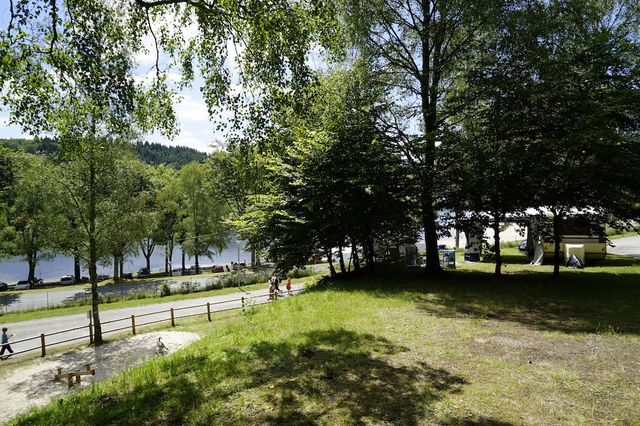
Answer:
(419, 11, 443, 277)
(365, 238, 376, 273)
(181, 246, 186, 272)
(27, 251, 36, 284)
(552, 211, 562, 277)
(352, 240, 361, 272)
(455, 228, 460, 249)
(337, 244, 346, 274)
(194, 234, 200, 274)
(167, 241, 174, 277)
(165, 249, 168, 273)
(74, 251, 81, 283)
(119, 257, 124, 280)
(88, 159, 102, 345)
(422, 195, 442, 276)
(113, 254, 119, 284)
(251, 248, 256, 269)
(326, 248, 336, 277)
(492, 215, 502, 276)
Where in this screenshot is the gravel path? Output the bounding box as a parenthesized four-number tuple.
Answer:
(0, 331, 200, 424)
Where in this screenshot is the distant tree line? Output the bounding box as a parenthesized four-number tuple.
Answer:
(0, 139, 207, 168)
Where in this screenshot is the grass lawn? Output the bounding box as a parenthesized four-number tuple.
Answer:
(10, 254, 640, 425)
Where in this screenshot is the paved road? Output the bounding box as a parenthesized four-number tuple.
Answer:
(0, 276, 223, 313)
(608, 235, 640, 259)
(1, 283, 303, 359)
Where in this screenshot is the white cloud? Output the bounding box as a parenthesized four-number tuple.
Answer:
(175, 94, 210, 123)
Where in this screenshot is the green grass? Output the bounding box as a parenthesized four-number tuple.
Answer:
(11, 256, 640, 425)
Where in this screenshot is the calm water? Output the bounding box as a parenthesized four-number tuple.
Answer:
(0, 241, 252, 283)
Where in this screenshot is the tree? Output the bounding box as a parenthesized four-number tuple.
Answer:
(338, 0, 500, 275)
(179, 162, 228, 273)
(154, 168, 185, 275)
(207, 144, 268, 267)
(478, 0, 640, 276)
(5, 153, 64, 283)
(239, 64, 419, 273)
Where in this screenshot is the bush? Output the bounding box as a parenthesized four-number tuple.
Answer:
(288, 267, 312, 279)
(160, 283, 171, 297)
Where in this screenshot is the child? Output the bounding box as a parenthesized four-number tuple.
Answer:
(286, 276, 292, 295)
(268, 278, 276, 301)
(1, 327, 14, 360)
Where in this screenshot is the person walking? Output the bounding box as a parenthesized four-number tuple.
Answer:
(1, 327, 14, 360)
(286, 276, 292, 295)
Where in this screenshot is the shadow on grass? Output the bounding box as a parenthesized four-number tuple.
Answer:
(225, 328, 467, 425)
(14, 329, 468, 425)
(316, 268, 640, 335)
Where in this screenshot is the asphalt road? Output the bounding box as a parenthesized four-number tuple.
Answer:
(1, 275, 248, 313)
(1, 283, 303, 359)
(608, 235, 640, 259)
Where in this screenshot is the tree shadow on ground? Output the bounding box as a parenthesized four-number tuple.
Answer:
(223, 328, 468, 425)
(316, 270, 640, 335)
(13, 329, 467, 425)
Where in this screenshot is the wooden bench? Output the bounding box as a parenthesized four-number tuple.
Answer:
(54, 363, 96, 388)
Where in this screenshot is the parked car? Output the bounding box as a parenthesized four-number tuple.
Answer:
(15, 280, 31, 290)
(59, 275, 75, 285)
(97, 274, 110, 282)
(122, 272, 133, 279)
(188, 265, 201, 275)
(171, 268, 183, 276)
(0, 282, 7, 291)
(137, 267, 151, 279)
(211, 265, 224, 273)
(518, 239, 527, 252)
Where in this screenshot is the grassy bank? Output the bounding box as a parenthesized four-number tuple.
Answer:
(11, 257, 640, 425)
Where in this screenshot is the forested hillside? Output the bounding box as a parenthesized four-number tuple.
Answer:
(133, 141, 208, 167)
(0, 138, 207, 168)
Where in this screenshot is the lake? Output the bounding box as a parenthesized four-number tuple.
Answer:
(0, 240, 253, 283)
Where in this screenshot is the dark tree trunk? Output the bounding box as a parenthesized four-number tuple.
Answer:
(364, 238, 376, 273)
(352, 240, 361, 272)
(181, 247, 186, 272)
(251, 248, 256, 269)
(492, 215, 502, 276)
(119, 257, 124, 280)
(27, 248, 37, 283)
(337, 244, 346, 274)
(552, 211, 562, 277)
(422, 207, 441, 276)
(326, 248, 336, 277)
(165, 251, 168, 273)
(113, 254, 119, 284)
(74, 252, 81, 283)
(194, 234, 200, 274)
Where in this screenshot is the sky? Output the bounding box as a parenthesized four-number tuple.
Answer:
(0, 6, 233, 154)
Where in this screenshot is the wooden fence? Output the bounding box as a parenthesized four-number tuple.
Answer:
(5, 288, 303, 359)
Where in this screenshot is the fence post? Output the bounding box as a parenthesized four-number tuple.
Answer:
(241, 297, 245, 314)
(131, 315, 136, 335)
(40, 333, 46, 357)
(170, 308, 175, 327)
(206, 302, 211, 322)
(88, 311, 94, 344)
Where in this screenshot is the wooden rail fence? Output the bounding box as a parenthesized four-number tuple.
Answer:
(3, 288, 302, 360)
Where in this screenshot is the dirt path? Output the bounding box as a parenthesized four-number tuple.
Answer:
(0, 331, 200, 424)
